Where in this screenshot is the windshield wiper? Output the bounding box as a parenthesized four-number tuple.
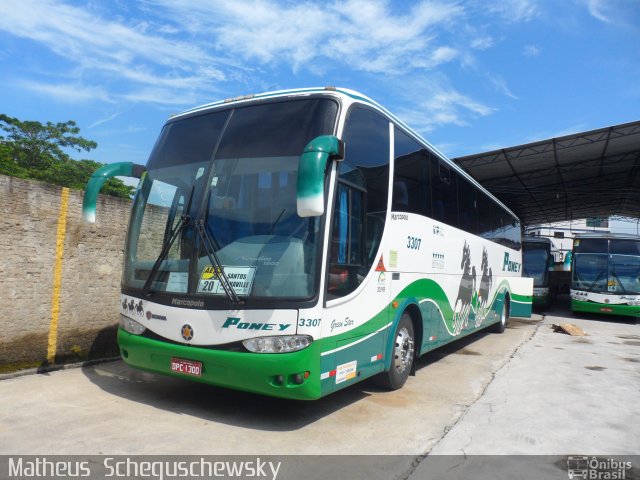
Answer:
(587, 270, 605, 292)
(269, 208, 287, 235)
(143, 186, 195, 297)
(202, 187, 220, 250)
(195, 219, 243, 305)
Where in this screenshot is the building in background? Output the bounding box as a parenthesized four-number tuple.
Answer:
(525, 217, 610, 264)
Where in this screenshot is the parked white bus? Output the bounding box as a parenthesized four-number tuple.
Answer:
(523, 237, 554, 308)
(571, 233, 640, 318)
(83, 87, 533, 399)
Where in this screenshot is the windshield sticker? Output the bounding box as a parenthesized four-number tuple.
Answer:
(166, 272, 188, 293)
(197, 265, 256, 295)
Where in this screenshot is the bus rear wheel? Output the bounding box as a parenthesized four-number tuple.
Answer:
(491, 298, 509, 333)
(375, 313, 415, 390)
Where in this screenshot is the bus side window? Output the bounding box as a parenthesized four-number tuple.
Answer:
(457, 177, 478, 234)
(333, 184, 364, 266)
(327, 106, 389, 299)
(431, 157, 458, 228)
(328, 183, 365, 295)
(477, 194, 493, 239)
(393, 127, 431, 217)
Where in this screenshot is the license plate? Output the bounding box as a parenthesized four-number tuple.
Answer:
(170, 358, 202, 377)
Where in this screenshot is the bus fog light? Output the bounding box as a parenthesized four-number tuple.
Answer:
(120, 315, 146, 335)
(243, 335, 313, 353)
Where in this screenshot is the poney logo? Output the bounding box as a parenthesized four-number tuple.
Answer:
(502, 252, 521, 273)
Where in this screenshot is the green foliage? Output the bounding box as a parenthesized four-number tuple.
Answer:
(0, 114, 133, 199)
(31, 158, 135, 198)
(0, 143, 29, 178)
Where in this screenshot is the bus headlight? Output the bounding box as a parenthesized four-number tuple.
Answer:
(243, 335, 313, 353)
(627, 300, 640, 306)
(120, 315, 146, 335)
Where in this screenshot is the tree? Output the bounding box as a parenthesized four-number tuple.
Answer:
(0, 114, 97, 170)
(0, 114, 133, 199)
(34, 158, 135, 198)
(0, 142, 29, 178)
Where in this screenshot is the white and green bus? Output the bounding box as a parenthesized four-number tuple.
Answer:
(523, 237, 554, 308)
(571, 233, 640, 318)
(84, 87, 533, 400)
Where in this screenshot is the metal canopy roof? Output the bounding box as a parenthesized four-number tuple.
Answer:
(453, 120, 640, 227)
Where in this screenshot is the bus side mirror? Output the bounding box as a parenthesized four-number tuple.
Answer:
(83, 162, 146, 223)
(563, 251, 573, 271)
(297, 135, 344, 217)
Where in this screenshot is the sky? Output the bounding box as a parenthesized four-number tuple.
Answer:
(0, 0, 639, 229)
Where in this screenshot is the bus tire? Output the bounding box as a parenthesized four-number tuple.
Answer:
(491, 297, 509, 333)
(375, 313, 415, 390)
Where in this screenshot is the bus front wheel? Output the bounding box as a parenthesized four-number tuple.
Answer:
(375, 313, 415, 390)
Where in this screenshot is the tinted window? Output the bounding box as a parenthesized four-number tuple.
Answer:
(573, 254, 608, 292)
(431, 156, 458, 227)
(393, 128, 431, 216)
(502, 214, 522, 250)
(476, 198, 521, 250)
(574, 238, 608, 253)
(148, 111, 229, 170)
(328, 107, 390, 298)
(523, 243, 551, 286)
(490, 201, 505, 240)
(610, 239, 640, 255)
(125, 98, 339, 300)
(457, 176, 478, 234)
(216, 98, 338, 158)
(477, 194, 494, 238)
(339, 108, 389, 212)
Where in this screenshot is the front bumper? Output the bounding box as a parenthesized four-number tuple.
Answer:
(118, 328, 323, 400)
(571, 299, 640, 318)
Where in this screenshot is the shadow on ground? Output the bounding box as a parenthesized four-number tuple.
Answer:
(81, 321, 528, 432)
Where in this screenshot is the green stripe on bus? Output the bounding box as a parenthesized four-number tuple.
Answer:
(319, 277, 519, 354)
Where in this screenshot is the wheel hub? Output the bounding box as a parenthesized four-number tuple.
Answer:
(394, 327, 415, 374)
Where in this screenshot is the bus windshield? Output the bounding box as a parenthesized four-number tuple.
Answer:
(123, 98, 338, 301)
(523, 243, 550, 287)
(610, 254, 640, 294)
(572, 238, 640, 294)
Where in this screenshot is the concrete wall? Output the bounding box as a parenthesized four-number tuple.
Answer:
(0, 174, 131, 372)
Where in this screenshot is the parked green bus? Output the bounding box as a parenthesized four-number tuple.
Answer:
(84, 87, 533, 399)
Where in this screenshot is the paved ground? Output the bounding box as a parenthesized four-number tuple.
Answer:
(411, 305, 640, 480)
(0, 318, 538, 456)
(0, 303, 638, 480)
(427, 307, 640, 456)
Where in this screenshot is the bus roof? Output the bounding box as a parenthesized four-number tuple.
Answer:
(573, 233, 640, 240)
(169, 86, 520, 221)
(523, 236, 553, 245)
(172, 86, 370, 118)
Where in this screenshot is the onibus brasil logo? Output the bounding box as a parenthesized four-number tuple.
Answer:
(567, 456, 632, 479)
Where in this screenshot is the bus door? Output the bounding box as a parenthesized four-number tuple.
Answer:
(322, 180, 390, 392)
